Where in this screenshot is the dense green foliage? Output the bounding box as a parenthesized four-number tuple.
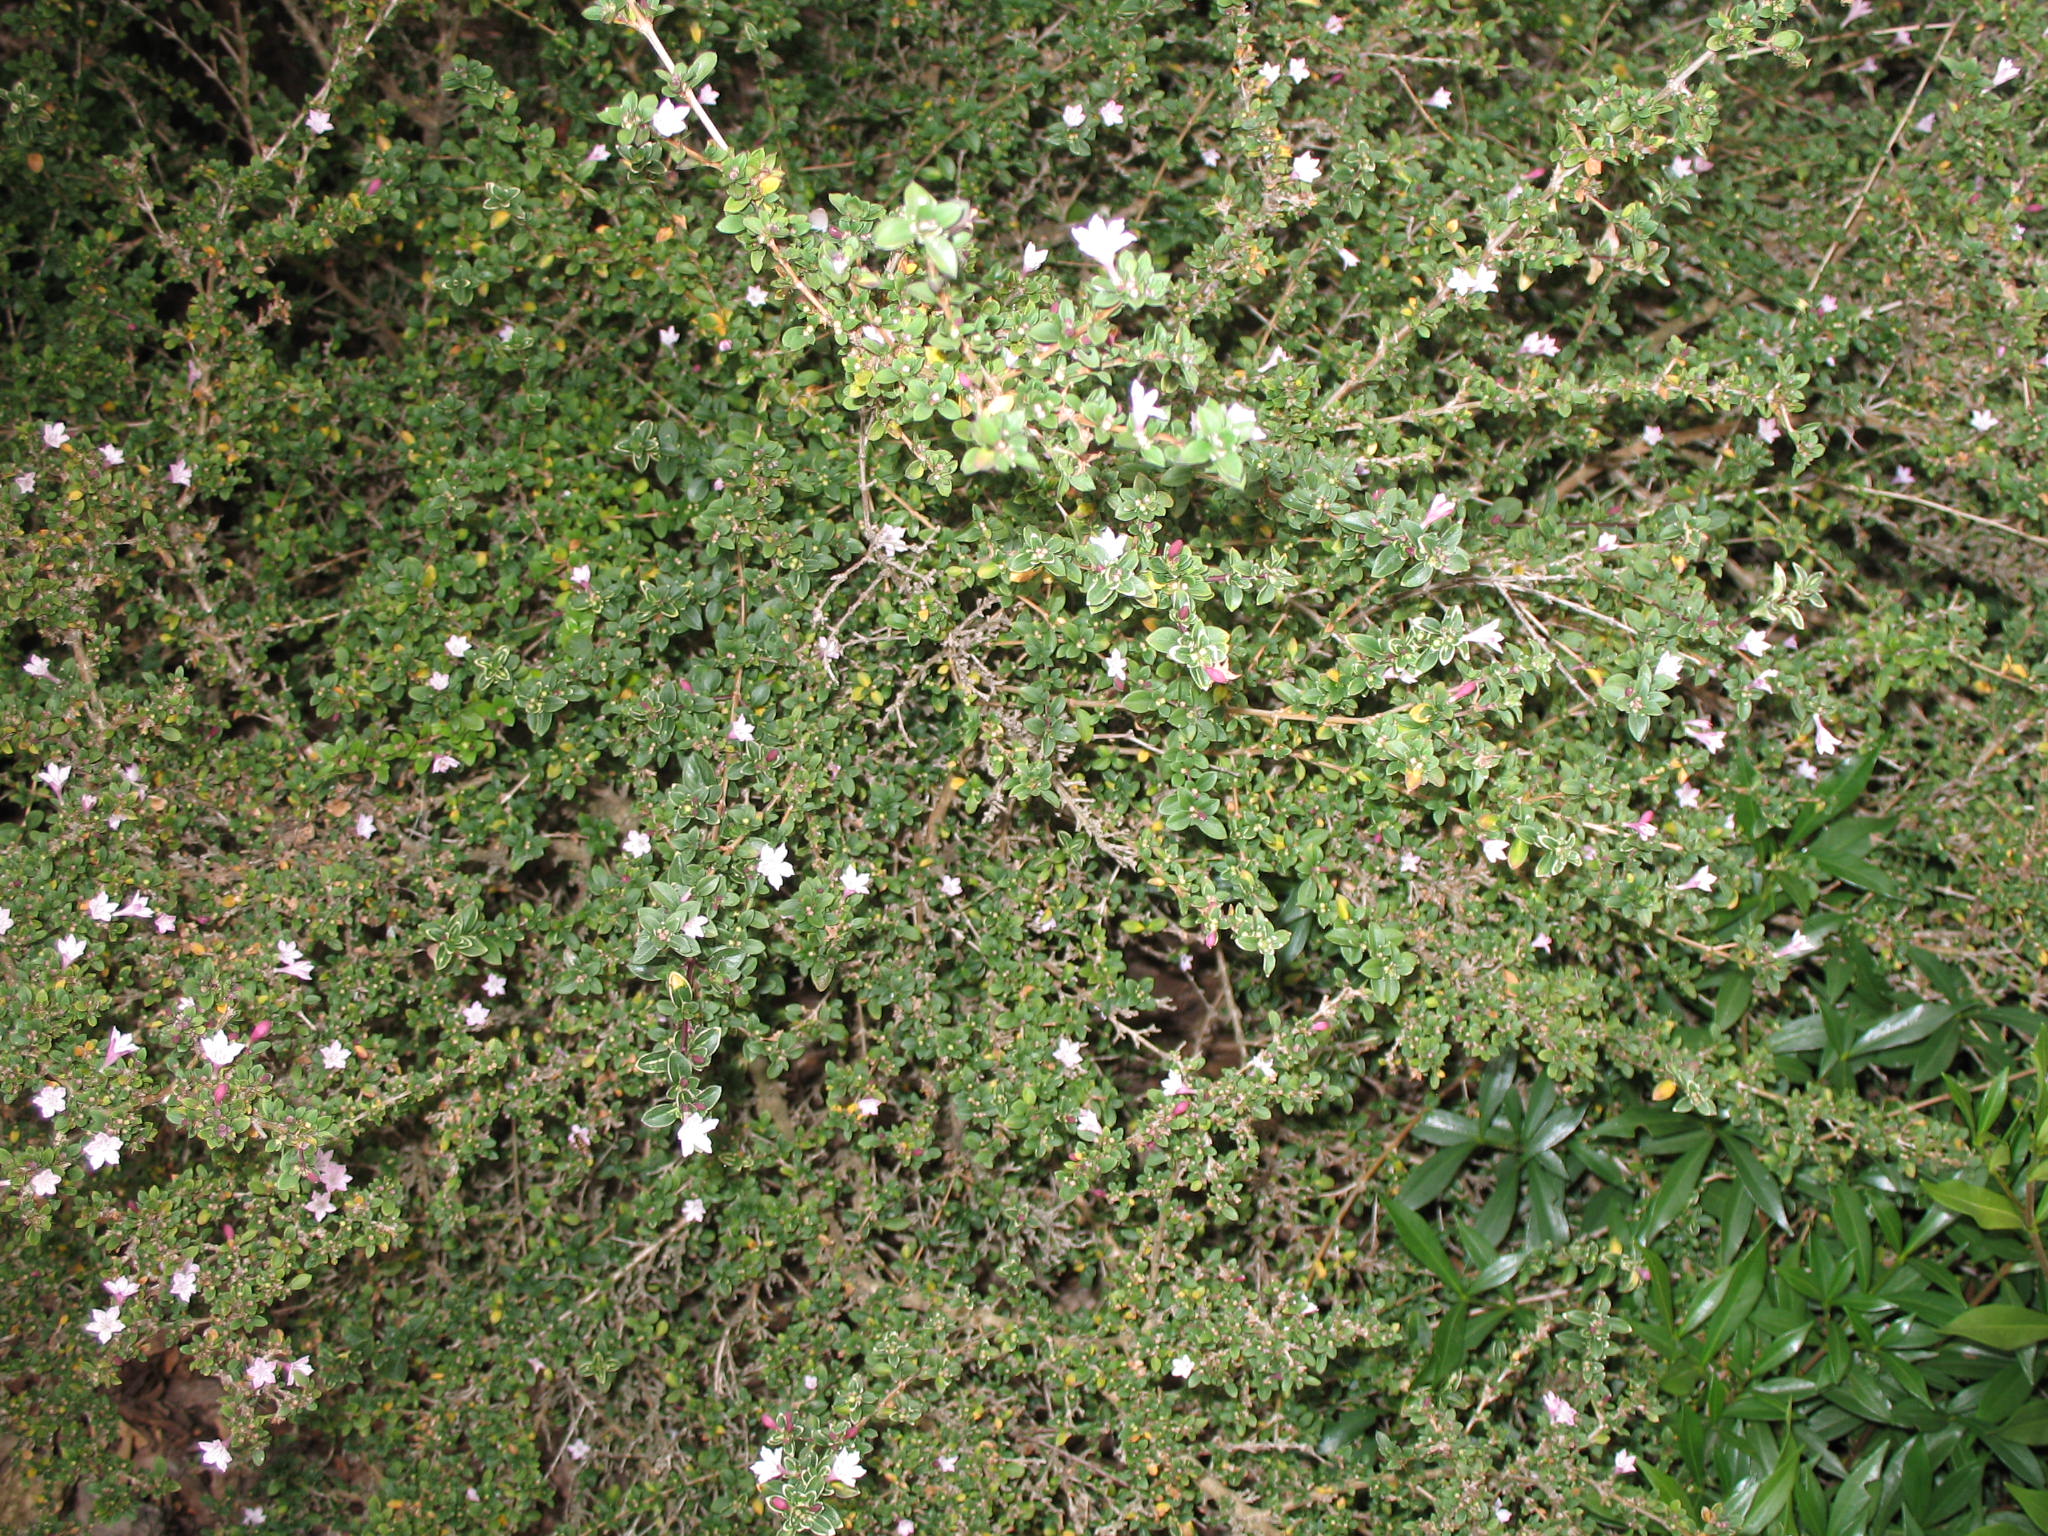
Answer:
(3, 0, 2047, 1530)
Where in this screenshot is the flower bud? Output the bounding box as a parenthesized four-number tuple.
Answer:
(250, 1019, 272, 1042)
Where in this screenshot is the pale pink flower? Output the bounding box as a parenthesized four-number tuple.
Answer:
(1673, 867, 1717, 893)
(23, 654, 50, 676)
(444, 635, 472, 659)
(86, 1307, 126, 1344)
(169, 459, 192, 486)
(1291, 153, 1322, 182)
(197, 1440, 233, 1472)
(43, 422, 70, 448)
(1519, 333, 1560, 357)
(99, 443, 124, 466)
(1098, 100, 1123, 126)
(1540, 1391, 1577, 1427)
(306, 109, 332, 133)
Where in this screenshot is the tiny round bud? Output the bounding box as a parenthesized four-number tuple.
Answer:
(249, 1020, 272, 1042)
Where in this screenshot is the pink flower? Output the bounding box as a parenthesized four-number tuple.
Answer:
(55, 934, 87, 968)
(431, 754, 460, 773)
(1540, 1390, 1577, 1427)
(276, 939, 314, 981)
(197, 1439, 233, 1472)
(104, 1028, 139, 1066)
(1098, 100, 1124, 126)
(99, 444, 125, 466)
(169, 458, 192, 486)
(304, 1190, 336, 1221)
(1519, 332, 1560, 357)
(1673, 866, 1717, 893)
(306, 108, 332, 133)
(444, 635, 472, 659)
(43, 422, 70, 448)
(23, 654, 50, 677)
(86, 1307, 127, 1344)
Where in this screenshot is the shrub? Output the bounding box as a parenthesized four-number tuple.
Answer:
(2, 0, 2044, 1530)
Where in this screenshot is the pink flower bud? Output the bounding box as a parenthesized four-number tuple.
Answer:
(1164, 540, 1185, 558)
(1200, 931, 1219, 948)
(1449, 680, 1479, 699)
(768, 1497, 789, 1512)
(250, 1020, 272, 1042)
(214, 1083, 230, 1104)
(761, 1413, 777, 1429)
(678, 679, 694, 693)
(365, 177, 383, 195)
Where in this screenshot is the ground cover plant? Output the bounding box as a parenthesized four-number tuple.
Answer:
(3, 0, 2047, 1530)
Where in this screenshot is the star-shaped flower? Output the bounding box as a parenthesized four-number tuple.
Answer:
(649, 98, 690, 136)
(1541, 1391, 1577, 1426)
(1070, 212, 1137, 273)
(33, 1084, 66, 1118)
(83, 1132, 123, 1169)
(827, 1448, 866, 1486)
(1291, 152, 1322, 182)
(306, 109, 332, 133)
(197, 1440, 233, 1472)
(1170, 1355, 1195, 1379)
(623, 829, 653, 858)
(320, 1041, 350, 1071)
(1022, 242, 1049, 273)
(755, 843, 795, 889)
(750, 1445, 786, 1484)
(728, 715, 755, 743)
(1061, 103, 1085, 128)
(676, 1111, 720, 1157)
(1446, 264, 1498, 296)
(201, 1031, 246, 1067)
(1053, 1038, 1084, 1072)
(839, 865, 872, 896)
(86, 1307, 126, 1344)
(444, 635, 472, 659)
(43, 422, 70, 448)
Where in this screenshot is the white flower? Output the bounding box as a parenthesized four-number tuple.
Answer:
(29, 1168, 60, 1198)
(827, 1448, 866, 1486)
(247, 1357, 278, 1389)
(1496, 1505, 1512, 1524)
(483, 973, 507, 997)
(200, 1031, 246, 1067)
(462, 1001, 490, 1029)
(320, 1040, 350, 1071)
(1988, 57, 2021, 90)
(1070, 212, 1137, 273)
(1893, 465, 1915, 485)
(22, 653, 48, 676)
(873, 523, 909, 557)
(1775, 930, 1823, 960)
(938, 873, 963, 897)
(105, 1275, 141, 1302)
(566, 1439, 591, 1462)
(1075, 1108, 1103, 1137)
(1460, 619, 1506, 652)
(1670, 156, 1695, 177)
(1481, 838, 1510, 863)
(33, 1084, 66, 1118)
(676, 1111, 720, 1157)
(587, 142, 611, 162)
(114, 892, 153, 920)
(854, 1096, 882, 1118)
(0, 906, 13, 933)
(817, 636, 843, 662)
(1104, 647, 1128, 683)
(306, 109, 332, 133)
(1337, 246, 1360, 268)
(87, 891, 118, 922)
(1099, 100, 1124, 126)
(1814, 716, 1842, 756)
(276, 938, 314, 981)
(1757, 417, 1782, 445)
(1541, 1391, 1577, 1427)
(1289, 57, 1310, 83)
(1447, 264, 1498, 296)
(86, 1307, 126, 1344)
(840, 865, 872, 896)
(937, 1454, 960, 1473)
(304, 1190, 335, 1221)
(1160, 1069, 1193, 1096)
(750, 1445, 786, 1484)
(1022, 241, 1049, 273)
(682, 1198, 707, 1223)
(658, 326, 679, 348)
(197, 1440, 233, 1473)
(1399, 850, 1423, 873)
(1224, 401, 1267, 440)
(105, 1026, 139, 1065)
(1061, 103, 1086, 128)
(1260, 62, 1283, 84)
(1170, 1355, 1195, 1379)
(169, 459, 192, 486)
(1654, 651, 1684, 682)
(242, 1509, 266, 1527)
(697, 86, 718, 105)
(1128, 377, 1168, 437)
(38, 761, 71, 795)
(43, 422, 70, 448)
(83, 1132, 122, 1170)
(650, 98, 690, 136)
(1684, 718, 1727, 754)
(745, 285, 769, 307)
(1750, 668, 1780, 694)
(1674, 867, 1717, 893)
(1325, 14, 1345, 32)
(1519, 332, 1560, 357)
(1915, 112, 1936, 132)
(756, 843, 795, 889)
(1532, 932, 1552, 953)
(170, 1264, 200, 1302)
(1090, 528, 1130, 564)
(1614, 1449, 1637, 1474)
(1053, 1038, 1085, 1072)
(1291, 152, 1322, 182)
(623, 829, 653, 858)
(354, 812, 376, 839)
(1425, 86, 1452, 109)
(1200, 147, 1220, 166)
(1248, 1052, 1277, 1081)
(55, 934, 87, 968)
(444, 635, 472, 659)
(1595, 532, 1620, 552)
(1970, 409, 1999, 431)
(428, 671, 451, 691)
(1642, 424, 1665, 446)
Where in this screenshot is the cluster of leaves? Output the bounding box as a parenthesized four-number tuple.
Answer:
(1, 0, 2045, 1531)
